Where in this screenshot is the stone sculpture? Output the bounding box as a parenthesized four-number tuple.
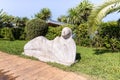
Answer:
(23, 27, 76, 66)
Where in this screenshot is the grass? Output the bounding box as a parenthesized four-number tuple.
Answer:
(0, 39, 38, 60)
(0, 40, 120, 80)
(49, 47, 120, 80)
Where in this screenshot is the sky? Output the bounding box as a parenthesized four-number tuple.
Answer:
(0, 0, 120, 22)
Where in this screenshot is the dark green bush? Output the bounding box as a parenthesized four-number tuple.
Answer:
(0, 27, 25, 40)
(74, 23, 91, 46)
(19, 32, 26, 40)
(46, 23, 91, 46)
(0, 27, 14, 40)
(25, 19, 48, 40)
(0, 27, 7, 38)
(45, 26, 62, 40)
(97, 21, 120, 51)
(45, 24, 74, 40)
(0, 28, 3, 38)
(8, 28, 15, 41)
(12, 28, 25, 40)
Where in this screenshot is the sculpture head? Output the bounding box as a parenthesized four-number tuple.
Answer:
(61, 27, 72, 39)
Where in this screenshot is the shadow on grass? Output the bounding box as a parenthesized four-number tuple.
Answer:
(94, 48, 118, 55)
(69, 53, 81, 66)
(75, 53, 81, 62)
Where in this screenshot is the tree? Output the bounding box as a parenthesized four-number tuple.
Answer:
(67, 0, 93, 25)
(118, 18, 120, 27)
(0, 9, 6, 20)
(35, 8, 51, 20)
(57, 15, 68, 23)
(88, 0, 120, 34)
(14, 17, 29, 28)
(0, 13, 15, 28)
(76, 0, 93, 22)
(68, 8, 79, 25)
(0, 9, 7, 28)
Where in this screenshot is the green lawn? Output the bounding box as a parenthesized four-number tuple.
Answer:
(0, 40, 37, 60)
(0, 40, 119, 80)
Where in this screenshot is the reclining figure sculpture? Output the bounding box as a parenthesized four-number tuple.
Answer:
(24, 27, 76, 66)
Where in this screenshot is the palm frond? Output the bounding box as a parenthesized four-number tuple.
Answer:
(0, 9, 7, 21)
(88, 0, 120, 34)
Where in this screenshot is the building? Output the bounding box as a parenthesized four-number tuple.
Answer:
(46, 19, 65, 27)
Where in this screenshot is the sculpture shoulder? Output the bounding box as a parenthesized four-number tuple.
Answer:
(54, 36, 60, 41)
(35, 36, 48, 40)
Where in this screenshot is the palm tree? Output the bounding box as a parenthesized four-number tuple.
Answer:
(4, 15, 15, 28)
(0, 9, 7, 28)
(0, 9, 6, 19)
(14, 17, 29, 28)
(57, 15, 68, 23)
(0, 10, 15, 28)
(35, 8, 51, 20)
(88, 0, 120, 34)
(76, 0, 93, 22)
(67, 0, 93, 25)
(68, 8, 79, 25)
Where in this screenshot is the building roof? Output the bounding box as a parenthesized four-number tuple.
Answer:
(46, 19, 65, 27)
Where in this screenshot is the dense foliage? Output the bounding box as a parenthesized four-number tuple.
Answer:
(58, 0, 93, 26)
(74, 23, 91, 46)
(97, 21, 120, 51)
(0, 27, 14, 40)
(35, 8, 51, 20)
(88, 0, 120, 34)
(25, 19, 48, 40)
(45, 26, 63, 40)
(12, 28, 25, 40)
(0, 27, 25, 40)
(72, 21, 120, 51)
(45, 24, 74, 40)
(68, 0, 93, 25)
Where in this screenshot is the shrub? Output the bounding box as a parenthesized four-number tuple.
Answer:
(8, 28, 15, 41)
(19, 32, 26, 40)
(97, 21, 120, 51)
(0, 27, 25, 40)
(0, 28, 3, 38)
(12, 28, 25, 40)
(0, 27, 14, 40)
(45, 24, 75, 40)
(25, 19, 48, 40)
(74, 23, 91, 46)
(45, 26, 63, 40)
(46, 23, 92, 46)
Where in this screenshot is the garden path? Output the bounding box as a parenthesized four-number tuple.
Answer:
(0, 51, 88, 80)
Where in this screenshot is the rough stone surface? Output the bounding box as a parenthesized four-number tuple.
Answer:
(24, 27, 76, 66)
